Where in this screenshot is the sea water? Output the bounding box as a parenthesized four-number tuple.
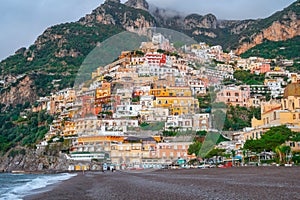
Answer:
(0, 173, 77, 200)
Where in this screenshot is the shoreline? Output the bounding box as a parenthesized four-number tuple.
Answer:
(24, 166, 300, 200)
(1, 164, 296, 175)
(1, 169, 86, 175)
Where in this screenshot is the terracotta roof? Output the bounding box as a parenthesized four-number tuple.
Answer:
(264, 106, 281, 114)
(283, 83, 300, 97)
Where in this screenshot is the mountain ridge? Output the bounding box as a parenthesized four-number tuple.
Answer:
(151, 0, 299, 52)
(0, 0, 299, 108)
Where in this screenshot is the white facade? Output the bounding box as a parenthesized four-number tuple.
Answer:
(165, 115, 193, 131)
(138, 64, 180, 77)
(140, 95, 154, 108)
(188, 79, 207, 95)
(265, 78, 285, 98)
(139, 108, 169, 122)
(114, 104, 142, 118)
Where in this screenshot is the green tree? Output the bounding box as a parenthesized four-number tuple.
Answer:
(244, 126, 294, 153)
(196, 130, 207, 137)
(231, 150, 236, 166)
(188, 141, 202, 156)
(233, 70, 265, 85)
(275, 145, 291, 164)
(205, 148, 226, 158)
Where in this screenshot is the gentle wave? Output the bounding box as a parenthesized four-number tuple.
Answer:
(0, 173, 77, 200)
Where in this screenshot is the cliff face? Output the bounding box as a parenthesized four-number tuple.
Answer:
(218, 20, 255, 35)
(0, 0, 299, 110)
(0, 0, 154, 108)
(125, 0, 149, 11)
(184, 14, 217, 29)
(236, 9, 300, 54)
(150, 0, 300, 54)
(0, 75, 37, 108)
(79, 0, 155, 31)
(0, 148, 69, 172)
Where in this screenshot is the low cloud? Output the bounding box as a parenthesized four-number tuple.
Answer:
(0, 0, 296, 60)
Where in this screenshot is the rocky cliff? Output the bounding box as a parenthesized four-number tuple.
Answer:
(0, 0, 299, 171)
(125, 0, 149, 11)
(236, 8, 300, 54)
(0, 145, 69, 172)
(79, 0, 155, 31)
(0, 75, 37, 108)
(0, 0, 298, 110)
(0, 146, 103, 172)
(150, 0, 300, 54)
(184, 14, 217, 29)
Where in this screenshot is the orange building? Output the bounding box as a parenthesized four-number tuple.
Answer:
(95, 82, 112, 115)
(251, 63, 271, 74)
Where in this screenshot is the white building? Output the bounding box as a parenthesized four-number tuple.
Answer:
(264, 78, 285, 98)
(113, 104, 142, 118)
(192, 113, 210, 131)
(188, 79, 207, 95)
(139, 107, 169, 122)
(165, 115, 193, 131)
(138, 64, 180, 78)
(140, 95, 154, 108)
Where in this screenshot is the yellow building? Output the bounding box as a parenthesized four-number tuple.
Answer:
(110, 143, 144, 168)
(75, 118, 101, 135)
(150, 86, 192, 97)
(252, 77, 300, 132)
(95, 82, 111, 98)
(150, 86, 199, 115)
(153, 96, 199, 115)
(49, 89, 76, 115)
(280, 78, 300, 128)
(72, 136, 124, 153)
(62, 121, 77, 137)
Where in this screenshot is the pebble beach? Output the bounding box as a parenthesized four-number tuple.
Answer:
(25, 167, 300, 200)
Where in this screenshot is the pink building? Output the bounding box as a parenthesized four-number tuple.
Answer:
(251, 63, 271, 74)
(216, 85, 250, 107)
(157, 142, 191, 161)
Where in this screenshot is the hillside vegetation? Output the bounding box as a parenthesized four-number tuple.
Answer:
(241, 36, 300, 60)
(0, 24, 123, 96)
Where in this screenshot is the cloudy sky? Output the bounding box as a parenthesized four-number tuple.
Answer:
(0, 0, 296, 61)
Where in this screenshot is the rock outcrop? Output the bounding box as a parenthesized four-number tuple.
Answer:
(0, 0, 299, 110)
(236, 15, 300, 54)
(0, 147, 69, 172)
(184, 14, 217, 29)
(0, 75, 37, 108)
(125, 0, 149, 11)
(79, 0, 156, 31)
(234, 1, 300, 54)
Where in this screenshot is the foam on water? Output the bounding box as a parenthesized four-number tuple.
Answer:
(0, 173, 77, 200)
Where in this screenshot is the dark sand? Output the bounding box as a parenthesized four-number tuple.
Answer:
(25, 167, 300, 200)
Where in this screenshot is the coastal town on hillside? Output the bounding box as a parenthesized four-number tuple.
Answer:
(27, 33, 299, 170)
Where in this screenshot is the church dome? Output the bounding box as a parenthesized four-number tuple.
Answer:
(283, 83, 300, 97)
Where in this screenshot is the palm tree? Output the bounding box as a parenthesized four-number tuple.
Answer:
(231, 150, 236, 167)
(242, 150, 246, 165)
(275, 145, 291, 164)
